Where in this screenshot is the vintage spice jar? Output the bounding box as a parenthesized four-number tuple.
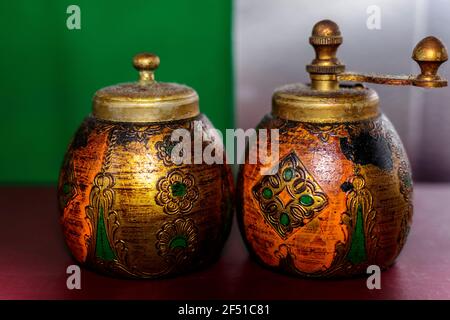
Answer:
(237, 20, 448, 277)
(58, 53, 233, 278)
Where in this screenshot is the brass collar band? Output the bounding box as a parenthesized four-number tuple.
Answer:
(272, 83, 379, 123)
(93, 93, 199, 123)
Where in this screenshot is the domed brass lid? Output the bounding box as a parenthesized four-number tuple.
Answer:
(93, 53, 199, 123)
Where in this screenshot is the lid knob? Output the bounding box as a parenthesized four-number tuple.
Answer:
(133, 52, 160, 83)
(307, 20, 345, 74)
(412, 36, 448, 87)
(307, 20, 345, 90)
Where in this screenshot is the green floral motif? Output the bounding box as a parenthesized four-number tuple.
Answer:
(156, 169, 199, 215)
(156, 218, 198, 265)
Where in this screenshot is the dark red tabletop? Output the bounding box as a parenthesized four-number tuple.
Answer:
(0, 184, 449, 300)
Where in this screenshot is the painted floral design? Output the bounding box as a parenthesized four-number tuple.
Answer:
(156, 218, 198, 264)
(156, 169, 199, 215)
(155, 135, 183, 166)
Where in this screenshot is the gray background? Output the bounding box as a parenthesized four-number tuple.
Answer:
(234, 0, 450, 181)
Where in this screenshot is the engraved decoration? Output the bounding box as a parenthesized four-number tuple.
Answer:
(397, 160, 413, 252)
(303, 123, 348, 142)
(252, 151, 328, 239)
(274, 171, 378, 277)
(58, 156, 78, 211)
(343, 173, 378, 265)
(155, 134, 181, 166)
(85, 172, 128, 268)
(84, 128, 130, 274)
(156, 218, 198, 266)
(156, 169, 199, 215)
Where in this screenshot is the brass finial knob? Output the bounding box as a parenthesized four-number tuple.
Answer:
(307, 20, 345, 75)
(133, 52, 160, 82)
(412, 36, 448, 88)
(307, 20, 345, 90)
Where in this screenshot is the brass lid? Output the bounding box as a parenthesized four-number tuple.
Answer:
(93, 53, 199, 123)
(272, 83, 379, 123)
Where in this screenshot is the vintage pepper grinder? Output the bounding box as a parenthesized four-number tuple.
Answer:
(238, 20, 448, 277)
(58, 53, 233, 278)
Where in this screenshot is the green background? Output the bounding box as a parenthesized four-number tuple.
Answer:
(0, 0, 233, 184)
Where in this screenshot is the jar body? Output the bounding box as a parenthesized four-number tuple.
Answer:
(237, 113, 412, 277)
(58, 114, 233, 278)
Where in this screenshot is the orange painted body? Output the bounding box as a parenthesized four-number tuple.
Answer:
(238, 114, 412, 277)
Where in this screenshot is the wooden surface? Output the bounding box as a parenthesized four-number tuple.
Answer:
(0, 184, 449, 300)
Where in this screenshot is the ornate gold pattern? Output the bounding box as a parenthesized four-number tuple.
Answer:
(398, 160, 413, 203)
(85, 172, 129, 267)
(302, 117, 385, 143)
(156, 218, 198, 266)
(156, 169, 199, 215)
(303, 123, 347, 142)
(274, 171, 378, 277)
(397, 160, 413, 252)
(84, 128, 133, 276)
(252, 152, 328, 239)
(343, 172, 378, 262)
(155, 135, 180, 166)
